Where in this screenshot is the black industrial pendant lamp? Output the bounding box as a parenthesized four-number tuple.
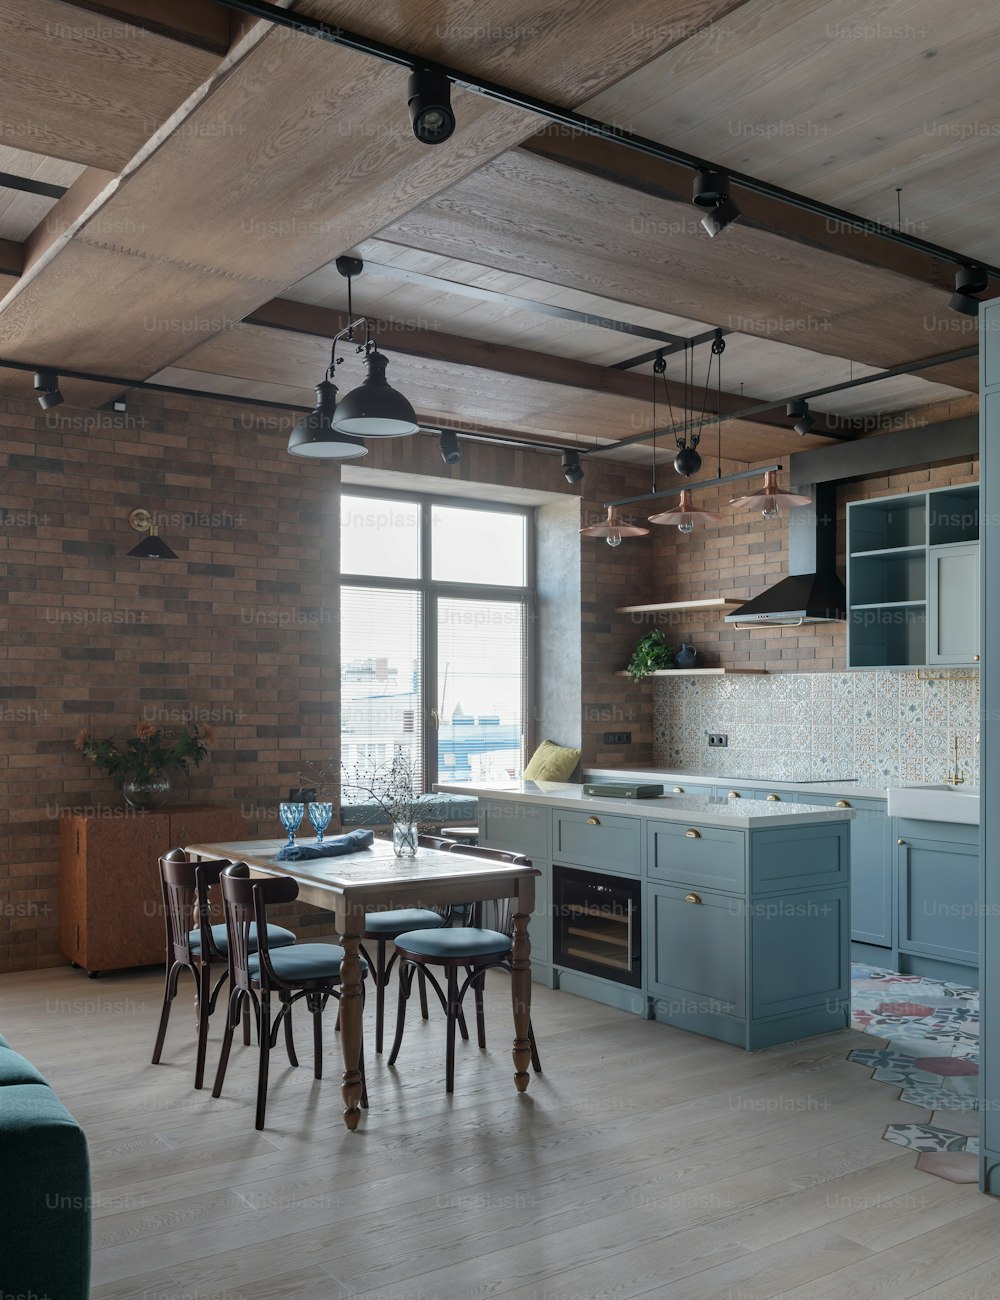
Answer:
(287, 378, 367, 460)
(328, 257, 419, 438)
(287, 257, 418, 458)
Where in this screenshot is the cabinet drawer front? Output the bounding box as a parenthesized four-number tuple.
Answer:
(648, 823, 745, 892)
(646, 885, 745, 1016)
(479, 800, 550, 858)
(553, 811, 641, 875)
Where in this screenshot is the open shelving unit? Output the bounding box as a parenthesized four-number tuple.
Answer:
(616, 668, 767, 677)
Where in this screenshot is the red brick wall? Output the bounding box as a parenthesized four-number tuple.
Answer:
(1, 393, 340, 971)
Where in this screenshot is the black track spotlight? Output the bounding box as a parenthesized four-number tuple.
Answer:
(439, 429, 462, 464)
(561, 449, 584, 484)
(34, 370, 63, 410)
(693, 170, 741, 239)
(949, 264, 989, 316)
(786, 398, 815, 436)
(407, 67, 455, 145)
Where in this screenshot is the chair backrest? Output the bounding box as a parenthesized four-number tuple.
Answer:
(219, 864, 298, 990)
(158, 849, 234, 964)
(445, 846, 531, 934)
(417, 834, 459, 851)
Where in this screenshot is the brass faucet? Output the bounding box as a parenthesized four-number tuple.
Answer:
(944, 734, 965, 786)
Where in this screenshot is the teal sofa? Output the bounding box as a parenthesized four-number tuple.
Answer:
(0, 1033, 91, 1300)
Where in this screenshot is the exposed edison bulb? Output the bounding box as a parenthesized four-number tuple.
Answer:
(761, 504, 779, 520)
(677, 519, 695, 534)
(605, 531, 623, 548)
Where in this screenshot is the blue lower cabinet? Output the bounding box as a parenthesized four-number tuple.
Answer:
(647, 820, 850, 1050)
(896, 819, 979, 974)
(805, 795, 893, 948)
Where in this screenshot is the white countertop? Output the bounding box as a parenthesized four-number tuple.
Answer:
(436, 780, 854, 830)
(583, 766, 886, 802)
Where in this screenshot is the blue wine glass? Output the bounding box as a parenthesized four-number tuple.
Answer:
(308, 801, 333, 845)
(278, 801, 304, 848)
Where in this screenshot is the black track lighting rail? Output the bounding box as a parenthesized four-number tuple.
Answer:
(0, 357, 583, 456)
(0, 172, 69, 200)
(217, 0, 1000, 281)
(594, 343, 980, 455)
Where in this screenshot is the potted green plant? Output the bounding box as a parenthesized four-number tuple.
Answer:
(626, 628, 674, 682)
(75, 720, 215, 808)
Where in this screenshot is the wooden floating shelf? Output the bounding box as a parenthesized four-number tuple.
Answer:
(615, 598, 744, 614)
(616, 668, 768, 677)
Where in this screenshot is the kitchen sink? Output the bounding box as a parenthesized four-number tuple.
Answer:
(887, 783, 980, 825)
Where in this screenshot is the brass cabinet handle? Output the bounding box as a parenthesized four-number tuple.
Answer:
(586, 816, 601, 826)
(975, 655, 981, 662)
(685, 892, 702, 904)
(728, 791, 741, 798)
(835, 800, 851, 809)
(767, 794, 780, 801)
(684, 828, 701, 838)
(673, 786, 684, 793)
(898, 838, 906, 845)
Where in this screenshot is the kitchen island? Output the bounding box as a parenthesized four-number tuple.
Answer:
(437, 781, 853, 1051)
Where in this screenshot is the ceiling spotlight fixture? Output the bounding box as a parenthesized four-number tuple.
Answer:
(786, 398, 816, 436)
(648, 488, 723, 535)
(407, 67, 456, 145)
(580, 505, 650, 548)
(729, 470, 812, 520)
(439, 429, 462, 464)
(34, 370, 63, 410)
(561, 449, 584, 484)
(692, 170, 742, 238)
(287, 379, 368, 460)
(949, 264, 989, 316)
(127, 507, 178, 560)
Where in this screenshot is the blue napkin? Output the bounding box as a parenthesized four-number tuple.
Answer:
(275, 829, 375, 861)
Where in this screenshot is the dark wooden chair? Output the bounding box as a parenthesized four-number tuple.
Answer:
(360, 833, 456, 1053)
(151, 849, 296, 1089)
(387, 846, 541, 1093)
(212, 864, 368, 1130)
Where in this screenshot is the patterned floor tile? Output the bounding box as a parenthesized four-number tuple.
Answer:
(850, 962, 981, 1183)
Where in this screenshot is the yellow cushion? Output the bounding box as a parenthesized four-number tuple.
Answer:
(523, 740, 580, 782)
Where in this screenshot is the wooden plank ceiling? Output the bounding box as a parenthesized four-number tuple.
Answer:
(0, 0, 990, 464)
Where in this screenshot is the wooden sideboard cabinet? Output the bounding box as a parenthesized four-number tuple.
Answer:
(58, 803, 245, 975)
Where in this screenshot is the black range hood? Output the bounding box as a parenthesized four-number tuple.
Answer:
(725, 482, 846, 626)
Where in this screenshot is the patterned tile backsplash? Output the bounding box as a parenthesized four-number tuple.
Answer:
(653, 671, 980, 786)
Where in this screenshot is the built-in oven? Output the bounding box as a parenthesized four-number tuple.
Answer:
(552, 864, 641, 988)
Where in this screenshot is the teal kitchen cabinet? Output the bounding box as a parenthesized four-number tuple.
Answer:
(896, 818, 978, 978)
(805, 794, 893, 950)
(478, 798, 553, 985)
(646, 819, 850, 1050)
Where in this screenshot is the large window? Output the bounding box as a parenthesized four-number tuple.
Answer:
(340, 491, 533, 791)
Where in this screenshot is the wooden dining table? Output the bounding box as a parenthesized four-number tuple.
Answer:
(184, 837, 539, 1130)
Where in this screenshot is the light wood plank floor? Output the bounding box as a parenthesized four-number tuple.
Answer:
(1, 964, 997, 1300)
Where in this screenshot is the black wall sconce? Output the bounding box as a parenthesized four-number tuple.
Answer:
(127, 508, 178, 559)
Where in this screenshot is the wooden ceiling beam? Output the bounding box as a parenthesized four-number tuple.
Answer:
(0, 0, 223, 170)
(54, 1, 232, 53)
(518, 127, 980, 296)
(245, 297, 857, 437)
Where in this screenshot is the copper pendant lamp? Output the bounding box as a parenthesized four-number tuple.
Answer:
(580, 505, 650, 548)
(648, 488, 723, 534)
(729, 470, 812, 520)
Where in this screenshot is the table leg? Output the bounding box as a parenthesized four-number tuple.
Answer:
(337, 918, 365, 1130)
(510, 894, 533, 1094)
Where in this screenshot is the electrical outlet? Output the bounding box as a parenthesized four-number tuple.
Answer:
(707, 733, 728, 748)
(603, 731, 632, 745)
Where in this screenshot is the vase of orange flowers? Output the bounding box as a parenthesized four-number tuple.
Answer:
(75, 720, 215, 809)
